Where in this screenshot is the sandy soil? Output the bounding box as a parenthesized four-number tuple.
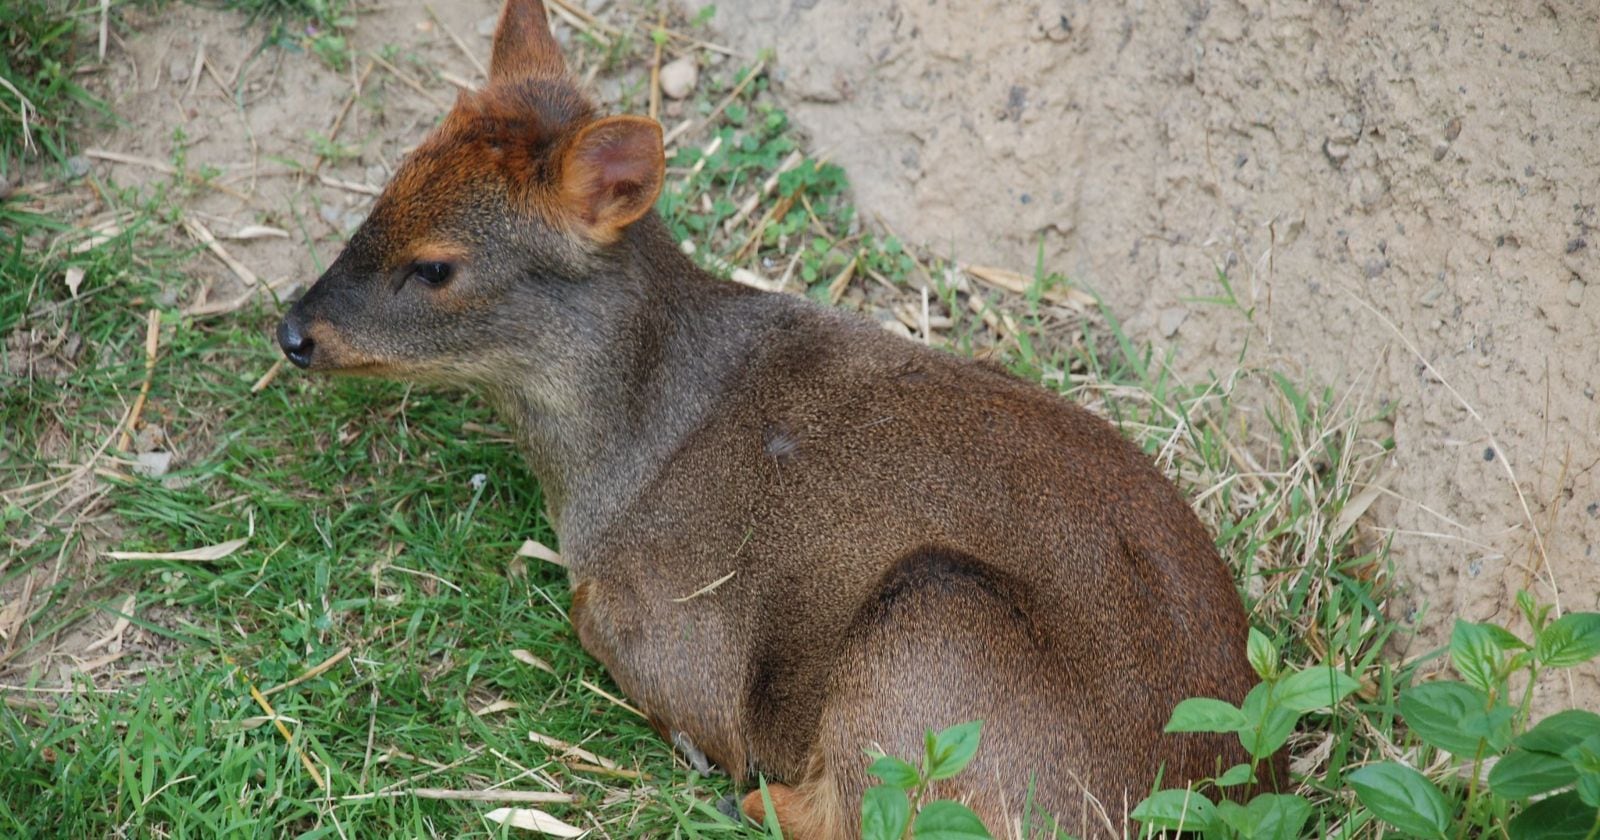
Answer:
(691, 0, 1600, 705)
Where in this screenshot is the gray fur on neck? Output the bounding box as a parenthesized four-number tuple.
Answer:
(483, 215, 785, 556)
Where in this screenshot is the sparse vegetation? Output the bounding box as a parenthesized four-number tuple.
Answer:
(1135, 604, 1600, 839)
(0, 0, 107, 171)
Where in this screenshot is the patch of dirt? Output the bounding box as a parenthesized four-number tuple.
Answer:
(89, 1, 496, 307)
(691, 0, 1600, 706)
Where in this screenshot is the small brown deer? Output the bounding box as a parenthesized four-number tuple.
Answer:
(276, 0, 1267, 834)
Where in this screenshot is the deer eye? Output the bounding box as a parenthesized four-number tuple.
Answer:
(411, 262, 454, 287)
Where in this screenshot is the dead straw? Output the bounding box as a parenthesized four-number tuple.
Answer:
(117, 310, 161, 452)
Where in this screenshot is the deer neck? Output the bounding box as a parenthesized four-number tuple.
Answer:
(485, 216, 759, 551)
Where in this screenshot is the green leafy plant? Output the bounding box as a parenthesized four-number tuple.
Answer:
(1355, 594, 1600, 839)
(1133, 627, 1357, 839)
(1134, 596, 1600, 839)
(860, 721, 993, 840)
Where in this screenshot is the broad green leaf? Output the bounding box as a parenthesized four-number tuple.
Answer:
(1248, 628, 1278, 681)
(1275, 666, 1360, 713)
(1505, 791, 1598, 840)
(1216, 763, 1254, 788)
(1215, 799, 1254, 836)
(1166, 698, 1249, 734)
(1460, 704, 1517, 752)
(1489, 749, 1578, 799)
(1537, 613, 1600, 668)
(1239, 682, 1299, 760)
(861, 786, 912, 840)
(1130, 788, 1219, 833)
(1518, 710, 1600, 755)
(926, 721, 983, 781)
(1400, 681, 1494, 756)
(1564, 733, 1600, 778)
(1347, 762, 1450, 838)
(1245, 794, 1313, 840)
(867, 755, 921, 789)
(1482, 623, 1531, 650)
(1577, 770, 1600, 809)
(1451, 620, 1504, 692)
(912, 800, 992, 840)
(1216, 794, 1312, 839)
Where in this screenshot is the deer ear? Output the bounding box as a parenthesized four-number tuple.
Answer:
(489, 0, 565, 82)
(559, 116, 665, 243)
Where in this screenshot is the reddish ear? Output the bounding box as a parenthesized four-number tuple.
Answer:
(489, 0, 565, 83)
(559, 116, 665, 243)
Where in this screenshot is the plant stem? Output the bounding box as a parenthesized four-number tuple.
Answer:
(1514, 663, 1540, 731)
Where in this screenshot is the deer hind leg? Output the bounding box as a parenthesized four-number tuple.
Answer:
(745, 547, 1090, 839)
(739, 767, 847, 840)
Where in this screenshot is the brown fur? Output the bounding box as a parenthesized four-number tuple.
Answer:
(276, 1, 1280, 835)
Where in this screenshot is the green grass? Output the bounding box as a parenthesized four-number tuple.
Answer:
(0, 5, 1431, 838)
(0, 0, 108, 172)
(1, 198, 744, 834)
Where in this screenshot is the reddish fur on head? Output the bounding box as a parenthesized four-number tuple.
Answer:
(375, 0, 665, 255)
(489, 0, 565, 82)
(276, 0, 668, 376)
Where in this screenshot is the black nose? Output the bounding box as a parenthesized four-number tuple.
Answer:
(277, 315, 315, 369)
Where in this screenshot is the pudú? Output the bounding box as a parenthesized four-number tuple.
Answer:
(277, 0, 1270, 834)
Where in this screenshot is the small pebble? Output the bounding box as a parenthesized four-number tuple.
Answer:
(65, 156, 90, 178)
(133, 451, 173, 478)
(1157, 307, 1188, 338)
(476, 14, 496, 37)
(1323, 136, 1352, 165)
(660, 56, 699, 100)
(169, 56, 191, 84)
(134, 423, 165, 453)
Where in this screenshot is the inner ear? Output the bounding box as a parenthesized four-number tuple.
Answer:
(489, 0, 565, 83)
(558, 115, 665, 244)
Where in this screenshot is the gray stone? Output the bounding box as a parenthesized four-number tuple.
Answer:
(660, 56, 699, 100)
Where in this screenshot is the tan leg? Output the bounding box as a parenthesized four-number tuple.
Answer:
(740, 775, 846, 840)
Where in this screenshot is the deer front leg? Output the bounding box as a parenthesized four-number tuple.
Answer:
(569, 577, 752, 779)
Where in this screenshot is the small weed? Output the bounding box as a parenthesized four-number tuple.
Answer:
(224, 0, 351, 29)
(307, 130, 359, 164)
(858, 721, 993, 840)
(1134, 600, 1600, 838)
(224, 0, 356, 71)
